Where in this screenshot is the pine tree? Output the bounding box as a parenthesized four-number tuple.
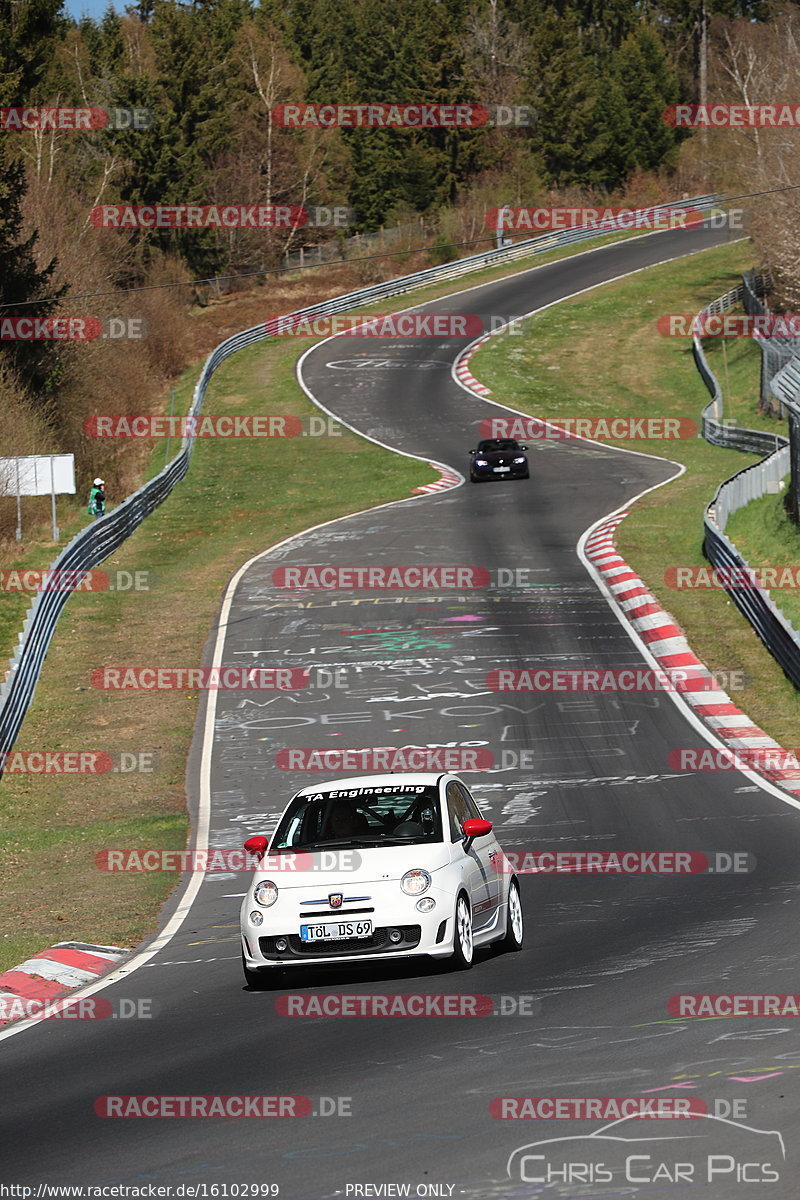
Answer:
(0, 0, 67, 99)
(0, 144, 67, 400)
(614, 25, 680, 171)
(525, 11, 607, 188)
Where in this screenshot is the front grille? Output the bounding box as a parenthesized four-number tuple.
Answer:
(259, 925, 421, 960)
(299, 907, 374, 918)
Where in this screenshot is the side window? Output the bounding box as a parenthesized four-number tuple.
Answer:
(446, 781, 470, 841)
(456, 782, 482, 821)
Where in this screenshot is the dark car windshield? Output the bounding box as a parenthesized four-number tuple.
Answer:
(477, 439, 522, 453)
(270, 784, 443, 850)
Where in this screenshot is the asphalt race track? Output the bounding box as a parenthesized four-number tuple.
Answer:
(3, 222, 800, 1198)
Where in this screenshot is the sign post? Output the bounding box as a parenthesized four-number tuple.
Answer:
(0, 454, 76, 542)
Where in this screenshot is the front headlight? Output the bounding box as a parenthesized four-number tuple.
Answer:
(401, 868, 431, 896)
(474, 458, 488, 466)
(254, 879, 278, 907)
(513, 456, 526, 464)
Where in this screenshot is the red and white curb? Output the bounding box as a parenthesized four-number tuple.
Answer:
(0, 941, 129, 1017)
(413, 465, 463, 495)
(454, 335, 493, 396)
(585, 513, 800, 794)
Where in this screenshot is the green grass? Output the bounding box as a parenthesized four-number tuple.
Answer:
(471, 239, 800, 748)
(702, 330, 785, 435)
(725, 480, 800, 632)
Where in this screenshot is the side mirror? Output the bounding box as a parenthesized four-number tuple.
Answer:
(519, 445, 528, 451)
(469, 449, 476, 455)
(244, 835, 269, 859)
(462, 817, 493, 851)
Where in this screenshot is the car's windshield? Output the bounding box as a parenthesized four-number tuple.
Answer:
(477, 439, 521, 452)
(270, 784, 443, 849)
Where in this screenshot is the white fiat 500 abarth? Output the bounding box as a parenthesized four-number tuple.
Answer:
(239, 772, 523, 986)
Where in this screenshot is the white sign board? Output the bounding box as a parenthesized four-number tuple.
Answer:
(0, 454, 77, 541)
(0, 454, 76, 497)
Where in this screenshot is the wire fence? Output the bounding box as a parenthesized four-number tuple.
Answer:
(282, 218, 432, 270)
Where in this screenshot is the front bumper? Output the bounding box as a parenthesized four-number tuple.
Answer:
(241, 889, 455, 969)
(471, 463, 528, 479)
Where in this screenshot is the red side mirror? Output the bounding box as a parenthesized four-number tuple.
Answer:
(462, 818, 493, 842)
(244, 835, 269, 859)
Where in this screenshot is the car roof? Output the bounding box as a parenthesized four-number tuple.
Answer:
(293, 772, 452, 797)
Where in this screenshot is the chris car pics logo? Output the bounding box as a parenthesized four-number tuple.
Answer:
(507, 1114, 785, 1185)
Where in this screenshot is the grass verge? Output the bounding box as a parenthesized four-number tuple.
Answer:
(725, 483, 800, 633)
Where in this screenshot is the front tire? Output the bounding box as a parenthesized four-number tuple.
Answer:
(450, 893, 474, 970)
(497, 878, 524, 952)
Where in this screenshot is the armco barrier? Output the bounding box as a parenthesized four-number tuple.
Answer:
(0, 194, 720, 768)
(695, 276, 783, 456)
(697, 280, 800, 689)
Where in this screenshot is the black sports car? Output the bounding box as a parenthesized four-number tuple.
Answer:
(469, 438, 529, 482)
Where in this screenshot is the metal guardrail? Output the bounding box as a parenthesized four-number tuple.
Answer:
(697, 278, 800, 689)
(0, 193, 721, 766)
(695, 277, 784, 456)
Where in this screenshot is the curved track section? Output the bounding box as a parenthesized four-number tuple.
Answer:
(3, 223, 799, 1199)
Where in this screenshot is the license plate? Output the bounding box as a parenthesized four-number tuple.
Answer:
(493, 466, 510, 472)
(300, 920, 373, 942)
